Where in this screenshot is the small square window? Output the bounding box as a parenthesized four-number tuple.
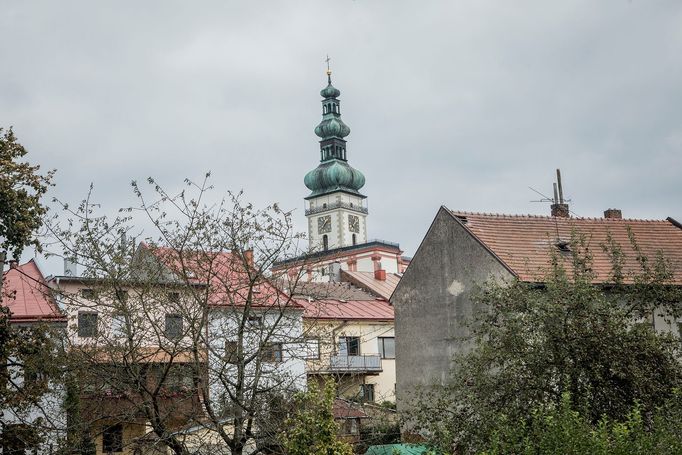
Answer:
(338, 337, 360, 356)
(78, 313, 98, 338)
(165, 314, 183, 340)
(359, 383, 375, 402)
(111, 314, 126, 338)
(81, 289, 97, 299)
(168, 292, 180, 303)
(102, 424, 123, 453)
(248, 316, 263, 327)
(262, 343, 283, 363)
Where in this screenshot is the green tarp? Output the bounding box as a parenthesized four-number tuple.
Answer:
(364, 443, 432, 455)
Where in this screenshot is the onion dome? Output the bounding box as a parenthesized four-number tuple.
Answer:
(304, 159, 366, 198)
(315, 117, 350, 139)
(320, 82, 341, 99)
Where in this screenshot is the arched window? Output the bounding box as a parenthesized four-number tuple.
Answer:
(323, 105, 327, 114)
(323, 235, 329, 251)
(352, 234, 357, 245)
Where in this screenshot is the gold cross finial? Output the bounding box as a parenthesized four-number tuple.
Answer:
(325, 55, 332, 82)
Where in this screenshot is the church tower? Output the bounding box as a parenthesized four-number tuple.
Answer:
(304, 69, 368, 252)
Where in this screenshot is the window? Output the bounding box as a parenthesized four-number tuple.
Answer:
(78, 312, 98, 338)
(262, 343, 283, 363)
(168, 292, 180, 303)
(323, 234, 328, 251)
(102, 424, 123, 453)
(378, 337, 395, 359)
(165, 314, 183, 339)
(111, 314, 125, 338)
(0, 424, 39, 455)
(81, 288, 97, 299)
(359, 383, 375, 402)
(115, 290, 128, 302)
(225, 341, 239, 364)
(305, 338, 320, 360)
(338, 336, 360, 356)
(352, 234, 357, 245)
(341, 418, 359, 435)
(247, 316, 263, 327)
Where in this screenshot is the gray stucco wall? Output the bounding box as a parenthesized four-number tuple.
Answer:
(391, 207, 513, 412)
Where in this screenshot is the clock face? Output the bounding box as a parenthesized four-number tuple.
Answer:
(317, 215, 332, 234)
(348, 215, 360, 233)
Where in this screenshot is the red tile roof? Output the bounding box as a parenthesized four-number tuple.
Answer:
(300, 297, 394, 321)
(448, 210, 682, 284)
(2, 260, 65, 323)
(142, 244, 302, 309)
(333, 398, 369, 419)
(341, 271, 401, 300)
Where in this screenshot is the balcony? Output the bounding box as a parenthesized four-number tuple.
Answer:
(328, 354, 382, 374)
(305, 201, 369, 216)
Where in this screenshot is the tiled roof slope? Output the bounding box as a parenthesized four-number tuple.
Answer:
(341, 270, 401, 300)
(300, 298, 394, 321)
(2, 260, 65, 323)
(448, 210, 682, 284)
(291, 280, 377, 301)
(141, 243, 303, 309)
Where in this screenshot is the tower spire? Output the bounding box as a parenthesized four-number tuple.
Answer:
(325, 54, 332, 84)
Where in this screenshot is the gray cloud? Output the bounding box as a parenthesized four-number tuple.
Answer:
(2, 0, 681, 272)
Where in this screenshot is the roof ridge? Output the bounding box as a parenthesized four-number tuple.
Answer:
(447, 208, 670, 223)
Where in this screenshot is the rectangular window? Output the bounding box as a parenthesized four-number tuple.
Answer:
(305, 338, 320, 360)
(115, 290, 128, 302)
(111, 314, 125, 338)
(168, 292, 180, 303)
(247, 316, 263, 327)
(102, 424, 123, 453)
(338, 336, 360, 356)
(262, 343, 283, 363)
(81, 288, 97, 299)
(359, 383, 375, 402)
(165, 314, 183, 339)
(78, 312, 98, 338)
(378, 337, 395, 359)
(225, 341, 239, 364)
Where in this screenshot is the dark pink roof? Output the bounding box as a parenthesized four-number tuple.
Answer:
(341, 271, 401, 300)
(2, 260, 65, 323)
(300, 297, 394, 321)
(143, 244, 303, 310)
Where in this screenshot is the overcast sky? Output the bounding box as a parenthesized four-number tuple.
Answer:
(2, 0, 681, 271)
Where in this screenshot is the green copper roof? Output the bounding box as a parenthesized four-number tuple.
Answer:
(304, 159, 365, 198)
(304, 72, 366, 199)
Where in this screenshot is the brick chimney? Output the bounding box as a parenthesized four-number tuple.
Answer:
(374, 269, 386, 281)
(8, 259, 18, 269)
(603, 209, 622, 220)
(551, 203, 569, 218)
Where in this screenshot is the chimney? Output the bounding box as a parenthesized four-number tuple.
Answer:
(603, 208, 622, 220)
(550, 169, 570, 218)
(374, 269, 386, 281)
(243, 249, 254, 267)
(8, 259, 18, 269)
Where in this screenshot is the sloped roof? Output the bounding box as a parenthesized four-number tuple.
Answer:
(141, 244, 303, 310)
(291, 280, 377, 301)
(2, 260, 65, 323)
(300, 297, 394, 321)
(333, 398, 369, 419)
(448, 209, 682, 284)
(341, 270, 401, 300)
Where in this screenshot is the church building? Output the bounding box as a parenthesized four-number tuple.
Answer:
(273, 68, 409, 282)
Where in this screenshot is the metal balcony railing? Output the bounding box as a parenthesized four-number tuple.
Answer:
(305, 201, 369, 216)
(329, 354, 382, 373)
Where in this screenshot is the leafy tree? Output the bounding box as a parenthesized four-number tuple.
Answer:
(0, 127, 54, 259)
(281, 379, 353, 455)
(412, 232, 682, 453)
